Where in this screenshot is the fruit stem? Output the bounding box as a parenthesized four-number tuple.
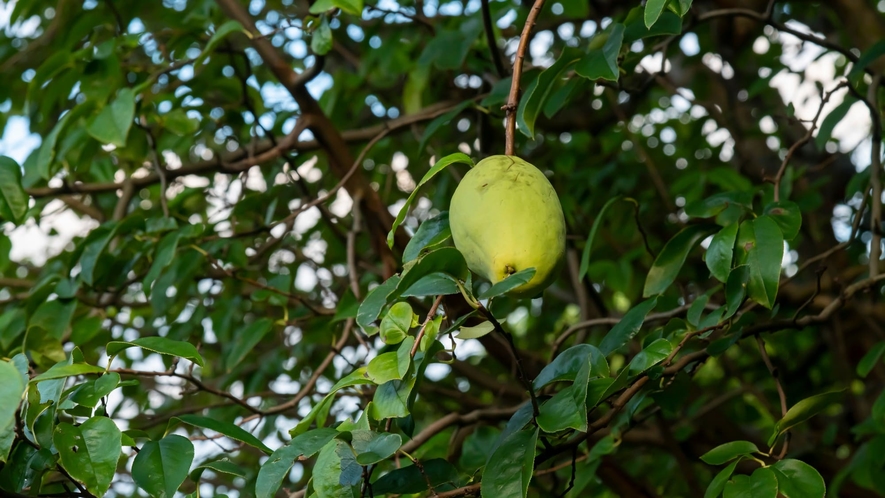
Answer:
(503, 0, 548, 156)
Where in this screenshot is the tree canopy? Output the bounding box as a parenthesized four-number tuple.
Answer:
(1, 0, 884, 497)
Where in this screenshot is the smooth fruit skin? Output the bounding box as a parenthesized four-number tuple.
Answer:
(449, 155, 566, 298)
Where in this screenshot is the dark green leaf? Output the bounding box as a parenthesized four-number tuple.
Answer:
(644, 224, 716, 297)
(170, 415, 272, 454)
(700, 440, 759, 465)
(848, 40, 885, 85)
(314, 440, 359, 498)
(107, 336, 205, 367)
(0, 360, 26, 451)
(394, 247, 468, 298)
(704, 460, 740, 498)
(575, 24, 625, 81)
(224, 318, 273, 370)
(379, 302, 416, 345)
(256, 428, 339, 498)
(516, 49, 582, 137)
(735, 216, 784, 309)
(400, 272, 460, 297)
(54, 417, 121, 497)
(357, 275, 401, 332)
(371, 458, 461, 494)
(706, 223, 738, 283)
(685, 191, 753, 219)
(418, 101, 473, 151)
(724, 265, 749, 320)
(771, 459, 826, 498)
(478, 268, 536, 299)
(351, 430, 402, 465)
(723, 467, 778, 498)
(624, 8, 682, 41)
(87, 87, 136, 147)
(0, 157, 29, 224)
(403, 212, 451, 263)
(481, 427, 538, 498)
(132, 435, 194, 498)
(579, 196, 623, 281)
(388, 153, 474, 248)
(31, 363, 105, 383)
(309, 0, 363, 16)
(815, 95, 856, 149)
(644, 0, 667, 28)
(537, 358, 591, 432)
(857, 341, 885, 378)
(534, 344, 608, 390)
(763, 201, 802, 240)
(769, 390, 844, 446)
(627, 338, 672, 376)
(455, 321, 495, 339)
(598, 297, 658, 355)
(311, 16, 333, 55)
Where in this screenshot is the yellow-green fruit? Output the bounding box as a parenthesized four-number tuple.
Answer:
(449, 155, 566, 298)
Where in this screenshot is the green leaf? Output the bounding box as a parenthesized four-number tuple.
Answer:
(624, 7, 682, 41)
(700, 441, 759, 465)
(190, 459, 245, 482)
(224, 318, 274, 370)
(763, 201, 802, 240)
(370, 376, 416, 420)
(771, 459, 826, 498)
(848, 40, 885, 85)
(685, 191, 753, 219)
(627, 338, 672, 376)
(87, 87, 136, 147)
(769, 390, 844, 446)
(598, 297, 658, 355)
(575, 23, 624, 81)
(70, 373, 120, 408)
(534, 344, 608, 390)
(400, 272, 460, 297)
(0, 359, 26, 455)
(357, 275, 401, 331)
(54, 416, 122, 497)
(371, 458, 461, 495)
(403, 212, 451, 263)
(516, 48, 582, 137)
(29, 298, 76, 340)
(367, 338, 413, 383)
(455, 321, 495, 340)
(579, 196, 623, 281)
(0, 157, 29, 224)
(723, 467, 778, 498)
(309, 0, 363, 16)
(857, 341, 885, 378)
(815, 95, 857, 149)
(256, 428, 339, 498)
(194, 21, 247, 67)
(144, 231, 183, 295)
(314, 440, 359, 498)
(677, 0, 693, 16)
(170, 414, 272, 454)
(78, 223, 119, 286)
(388, 153, 474, 248)
(132, 435, 194, 498)
(735, 216, 784, 309)
(107, 336, 205, 367)
(478, 268, 536, 299)
(351, 430, 402, 465)
(311, 15, 333, 55)
(481, 427, 538, 498)
(706, 223, 738, 283)
(644, 224, 716, 297)
(31, 363, 105, 383)
(394, 247, 468, 299)
(36, 103, 94, 179)
(704, 459, 740, 498)
(723, 265, 750, 320)
(380, 302, 416, 345)
(537, 358, 591, 432)
(644, 0, 667, 28)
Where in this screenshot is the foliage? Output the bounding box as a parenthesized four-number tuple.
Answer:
(0, 0, 884, 497)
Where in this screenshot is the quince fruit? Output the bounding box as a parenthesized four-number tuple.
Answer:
(449, 155, 566, 298)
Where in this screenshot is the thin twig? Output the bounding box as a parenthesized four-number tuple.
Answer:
(480, 0, 506, 79)
(756, 335, 789, 457)
(504, 0, 547, 155)
(868, 76, 882, 277)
